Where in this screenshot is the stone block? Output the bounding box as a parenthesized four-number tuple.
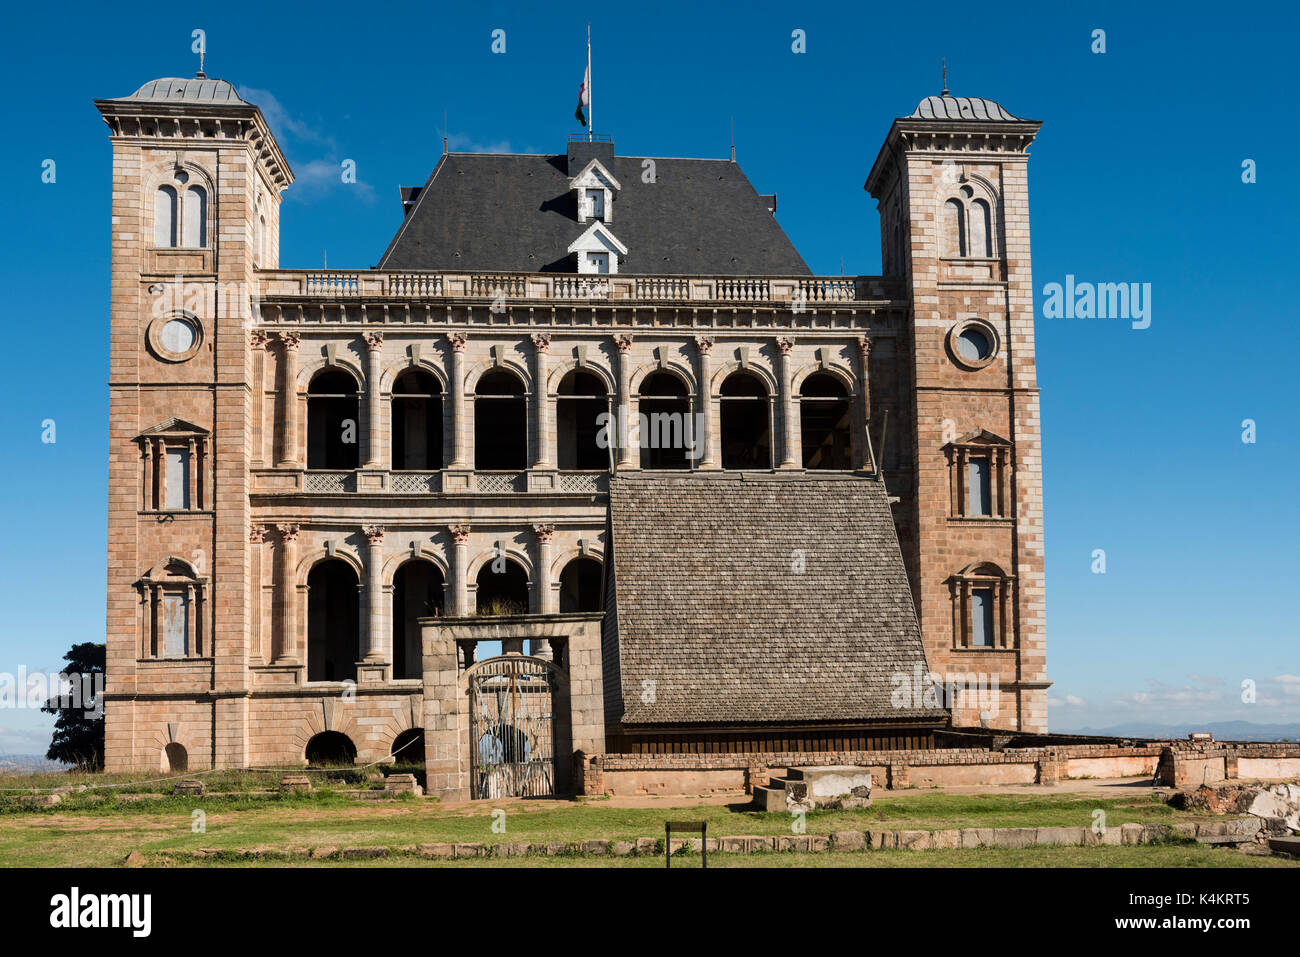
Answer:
(830, 830, 865, 851)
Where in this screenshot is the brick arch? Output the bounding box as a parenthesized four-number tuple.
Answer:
(292, 708, 362, 764)
(791, 362, 858, 396)
(380, 358, 448, 396)
(464, 356, 533, 394)
(710, 360, 778, 396)
(295, 546, 365, 586)
(144, 159, 215, 195)
(629, 361, 696, 395)
(297, 354, 366, 392)
(546, 358, 616, 396)
(382, 548, 448, 587)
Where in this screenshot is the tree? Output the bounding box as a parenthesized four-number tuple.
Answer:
(41, 642, 105, 769)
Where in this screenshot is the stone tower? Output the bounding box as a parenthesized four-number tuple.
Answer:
(866, 94, 1049, 732)
(95, 76, 293, 770)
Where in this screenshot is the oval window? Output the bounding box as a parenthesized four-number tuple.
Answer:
(956, 327, 991, 362)
(160, 318, 197, 354)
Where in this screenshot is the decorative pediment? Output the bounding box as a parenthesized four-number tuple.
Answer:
(568, 158, 621, 192)
(944, 428, 1010, 450)
(570, 158, 620, 224)
(136, 417, 209, 439)
(140, 555, 206, 583)
(568, 221, 627, 274)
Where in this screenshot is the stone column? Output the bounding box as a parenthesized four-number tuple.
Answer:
(156, 439, 168, 508)
(364, 332, 384, 468)
(250, 524, 266, 661)
(695, 337, 717, 468)
(531, 524, 555, 660)
(776, 337, 797, 468)
(449, 524, 471, 615)
(251, 331, 270, 468)
(278, 334, 302, 467)
(275, 523, 300, 663)
(532, 334, 552, 468)
(184, 583, 196, 656)
(362, 525, 386, 662)
(857, 336, 873, 470)
(614, 334, 635, 469)
(186, 437, 198, 509)
(448, 334, 469, 469)
(141, 441, 153, 510)
(139, 585, 152, 658)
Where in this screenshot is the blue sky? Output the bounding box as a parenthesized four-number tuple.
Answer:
(0, 0, 1296, 753)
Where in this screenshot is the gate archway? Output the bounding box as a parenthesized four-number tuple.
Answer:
(468, 656, 557, 799)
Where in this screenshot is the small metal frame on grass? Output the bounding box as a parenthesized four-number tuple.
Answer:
(665, 820, 707, 869)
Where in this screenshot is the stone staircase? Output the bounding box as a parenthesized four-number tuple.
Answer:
(752, 766, 873, 812)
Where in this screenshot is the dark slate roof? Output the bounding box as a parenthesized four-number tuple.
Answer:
(909, 95, 1021, 121)
(604, 473, 945, 726)
(377, 151, 810, 275)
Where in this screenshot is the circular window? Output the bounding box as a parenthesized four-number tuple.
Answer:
(947, 319, 999, 370)
(148, 314, 203, 362)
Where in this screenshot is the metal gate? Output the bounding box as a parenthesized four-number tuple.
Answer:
(469, 657, 556, 799)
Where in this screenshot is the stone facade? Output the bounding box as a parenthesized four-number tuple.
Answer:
(96, 76, 1050, 779)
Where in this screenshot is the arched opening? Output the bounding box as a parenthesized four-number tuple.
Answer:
(392, 559, 443, 680)
(474, 370, 527, 470)
(155, 185, 177, 247)
(307, 559, 360, 682)
(559, 557, 603, 612)
(799, 373, 852, 470)
(942, 198, 966, 257)
(389, 728, 425, 768)
(182, 185, 207, 248)
(307, 369, 360, 470)
(556, 370, 608, 470)
(392, 369, 443, 470)
(476, 558, 529, 617)
(163, 742, 188, 772)
(305, 731, 357, 767)
(971, 198, 992, 257)
(638, 371, 691, 470)
(719, 371, 771, 470)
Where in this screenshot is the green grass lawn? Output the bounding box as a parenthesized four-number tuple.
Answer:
(0, 787, 1285, 868)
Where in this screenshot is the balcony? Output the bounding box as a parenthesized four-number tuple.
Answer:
(252, 469, 608, 496)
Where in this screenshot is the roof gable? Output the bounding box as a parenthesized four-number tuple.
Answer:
(567, 221, 627, 256)
(568, 158, 621, 191)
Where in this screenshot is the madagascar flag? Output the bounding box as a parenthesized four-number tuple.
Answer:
(575, 63, 589, 126)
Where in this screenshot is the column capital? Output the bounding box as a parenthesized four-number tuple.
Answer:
(857, 335, 873, 360)
(695, 336, 714, 355)
(613, 334, 633, 354)
(364, 331, 384, 352)
(362, 524, 385, 546)
(280, 333, 301, 352)
(532, 523, 555, 545)
(447, 332, 469, 353)
(448, 523, 471, 545)
(250, 524, 267, 544)
(531, 333, 552, 354)
(276, 523, 301, 542)
(250, 330, 271, 349)
(775, 336, 795, 356)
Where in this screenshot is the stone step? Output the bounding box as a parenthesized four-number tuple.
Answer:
(1194, 834, 1254, 845)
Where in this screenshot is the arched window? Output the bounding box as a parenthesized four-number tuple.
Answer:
(154, 171, 209, 249)
(971, 198, 992, 257)
(307, 559, 360, 682)
(799, 373, 852, 470)
(942, 198, 966, 257)
(155, 185, 177, 247)
(475, 370, 527, 470)
(164, 742, 188, 772)
(476, 558, 529, 616)
(305, 731, 357, 767)
(638, 371, 691, 470)
(559, 557, 603, 612)
(392, 559, 443, 680)
(719, 371, 771, 470)
(307, 369, 360, 470)
(392, 369, 443, 470)
(557, 370, 609, 470)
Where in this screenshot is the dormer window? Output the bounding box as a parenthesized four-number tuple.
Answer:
(568, 222, 627, 275)
(569, 158, 621, 225)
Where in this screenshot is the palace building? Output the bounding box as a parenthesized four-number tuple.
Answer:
(96, 74, 1048, 799)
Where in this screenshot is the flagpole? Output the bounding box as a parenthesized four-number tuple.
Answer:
(587, 23, 592, 142)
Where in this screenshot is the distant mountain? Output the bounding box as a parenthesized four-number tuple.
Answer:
(1057, 721, 1300, 742)
(0, 754, 65, 773)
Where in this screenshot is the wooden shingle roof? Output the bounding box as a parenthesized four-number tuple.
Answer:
(603, 473, 946, 726)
